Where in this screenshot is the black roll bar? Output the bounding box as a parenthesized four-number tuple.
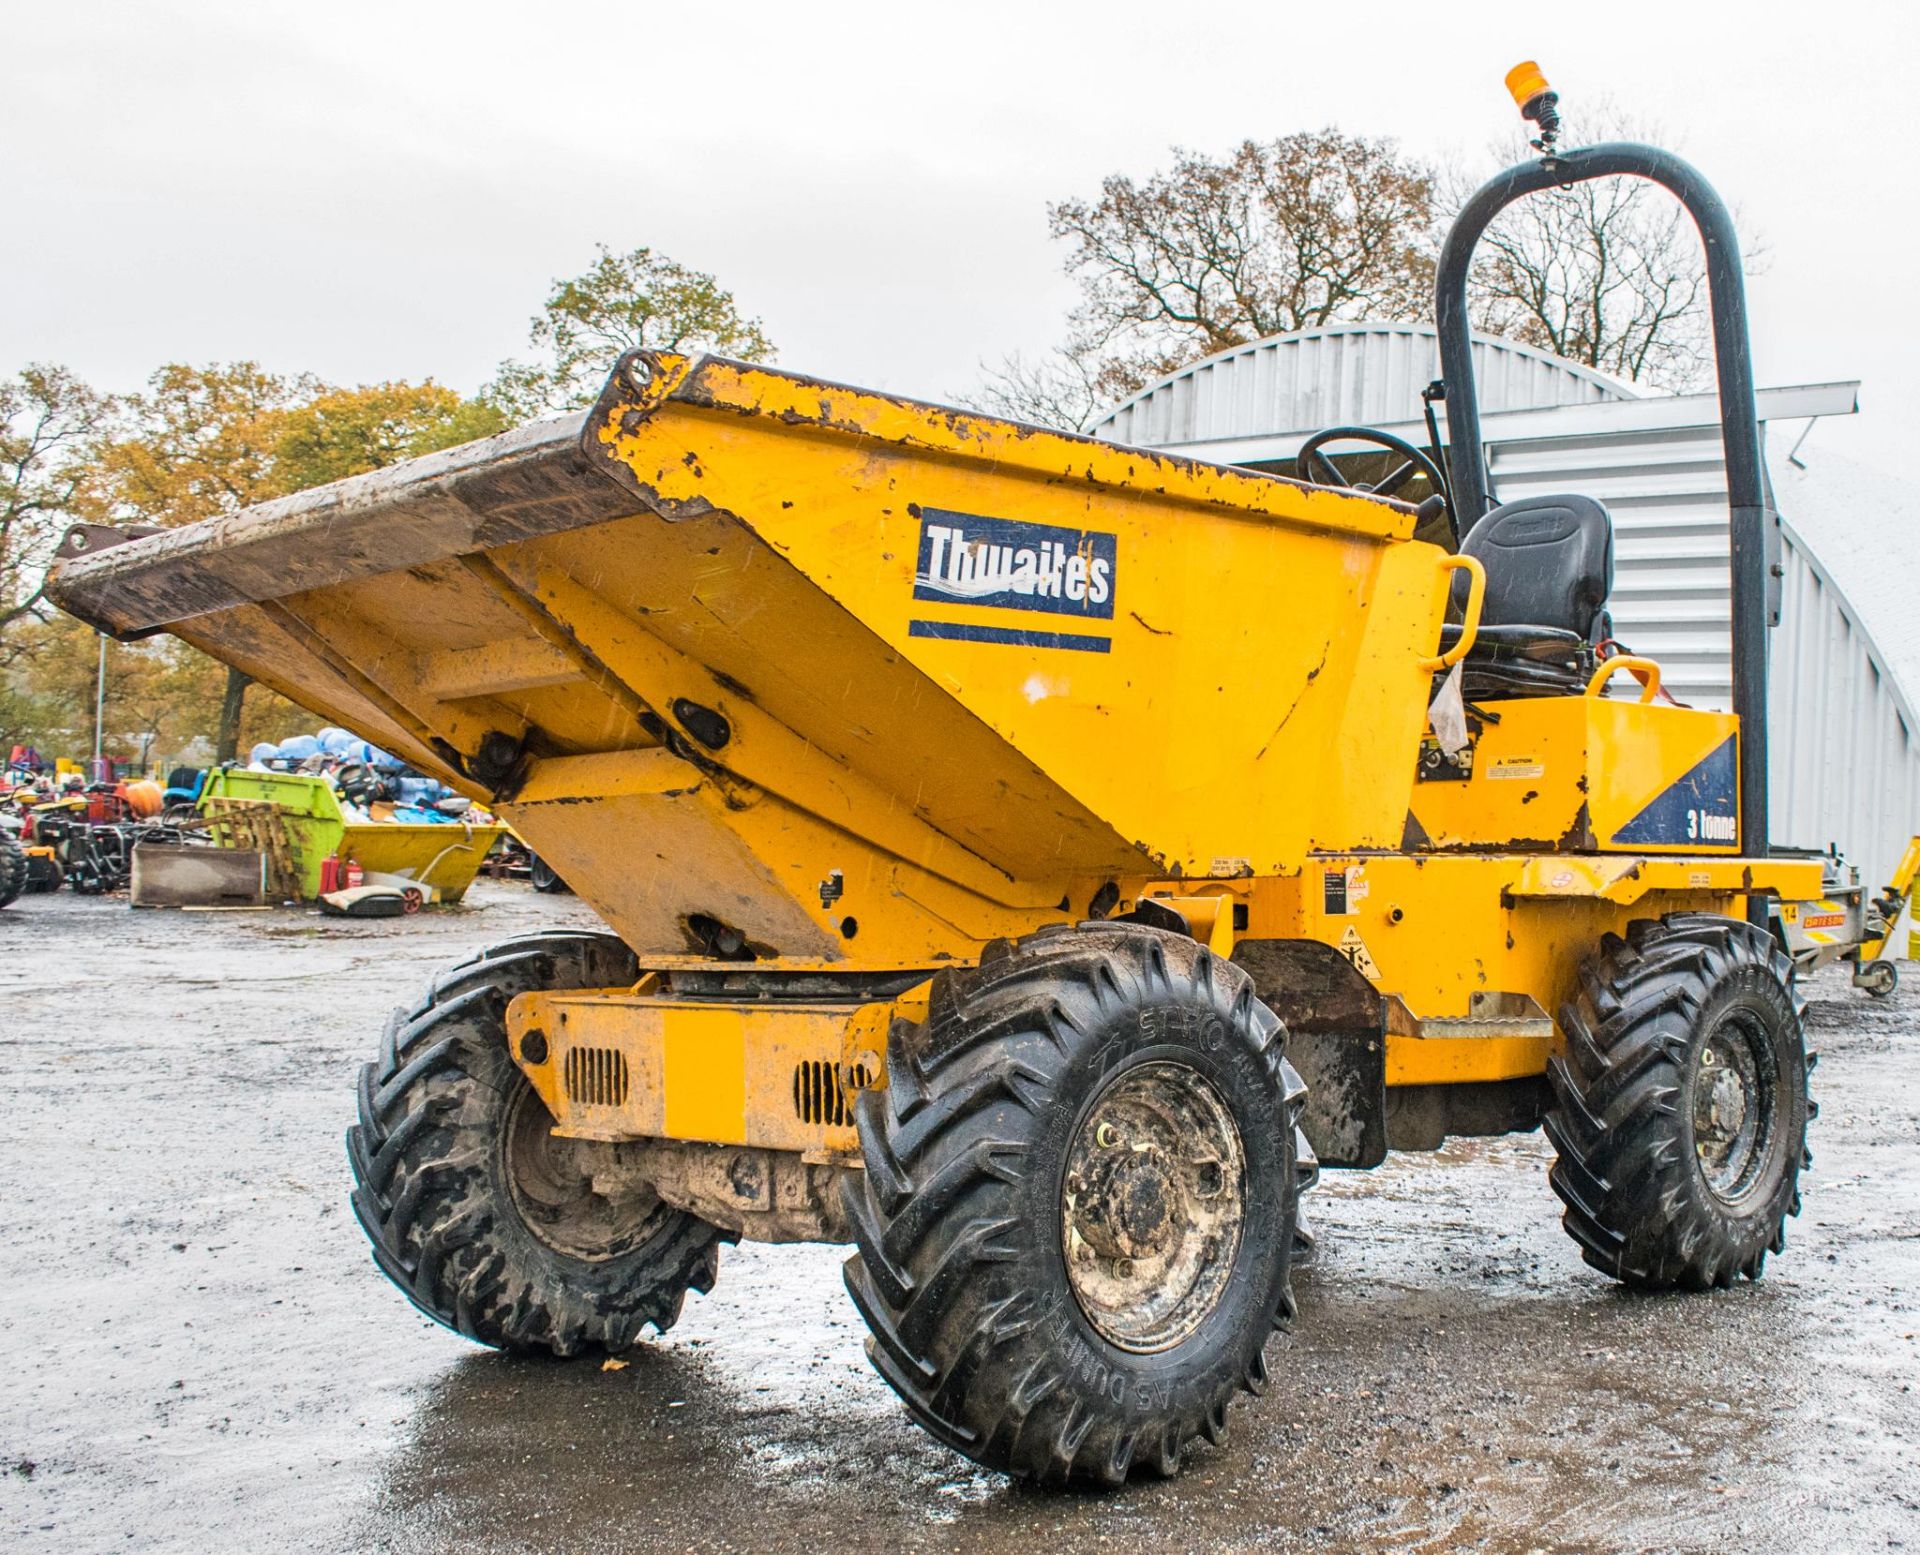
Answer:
(1434, 142, 1771, 883)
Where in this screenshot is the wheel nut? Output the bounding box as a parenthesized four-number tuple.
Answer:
(1095, 1121, 1121, 1148)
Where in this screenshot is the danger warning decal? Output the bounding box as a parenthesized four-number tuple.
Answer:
(1336, 926, 1380, 980)
(1611, 736, 1739, 849)
(907, 506, 1116, 652)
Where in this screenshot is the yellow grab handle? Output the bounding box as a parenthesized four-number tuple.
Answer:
(1418, 555, 1486, 673)
(1586, 655, 1663, 703)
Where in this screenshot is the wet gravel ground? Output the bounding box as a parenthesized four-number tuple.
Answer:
(2, 881, 1916, 1554)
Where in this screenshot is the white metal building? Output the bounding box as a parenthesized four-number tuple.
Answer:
(1093, 323, 1917, 910)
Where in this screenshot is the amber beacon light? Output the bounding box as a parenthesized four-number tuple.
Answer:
(1505, 59, 1561, 149)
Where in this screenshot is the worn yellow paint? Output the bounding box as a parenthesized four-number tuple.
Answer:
(1413, 694, 1743, 855)
(1213, 851, 1820, 1087)
(1384, 1035, 1553, 1086)
(509, 990, 898, 1152)
(581, 353, 1460, 899)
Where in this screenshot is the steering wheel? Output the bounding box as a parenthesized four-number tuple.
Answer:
(1295, 426, 1449, 506)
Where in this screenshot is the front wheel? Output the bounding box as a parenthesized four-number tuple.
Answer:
(347, 931, 727, 1353)
(842, 923, 1306, 1486)
(1546, 913, 1809, 1291)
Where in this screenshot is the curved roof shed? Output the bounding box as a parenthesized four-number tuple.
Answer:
(1093, 322, 1637, 451)
(1093, 324, 1910, 914)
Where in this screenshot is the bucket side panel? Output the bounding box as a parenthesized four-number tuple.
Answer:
(500, 748, 1103, 965)
(592, 392, 1450, 872)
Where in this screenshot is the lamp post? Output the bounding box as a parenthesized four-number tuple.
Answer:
(92, 631, 107, 779)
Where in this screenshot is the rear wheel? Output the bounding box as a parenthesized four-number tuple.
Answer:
(842, 923, 1306, 1485)
(1545, 914, 1808, 1290)
(0, 832, 26, 907)
(347, 931, 727, 1353)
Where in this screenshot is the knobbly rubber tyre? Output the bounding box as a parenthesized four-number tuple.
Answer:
(842, 923, 1306, 1486)
(1545, 913, 1809, 1291)
(0, 832, 26, 908)
(347, 930, 727, 1354)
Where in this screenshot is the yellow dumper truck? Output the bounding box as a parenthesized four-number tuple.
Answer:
(49, 102, 1826, 1484)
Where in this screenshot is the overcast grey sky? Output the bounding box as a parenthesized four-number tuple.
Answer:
(5, 1, 1913, 472)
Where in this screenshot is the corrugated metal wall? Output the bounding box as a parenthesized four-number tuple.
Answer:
(1771, 517, 1920, 900)
(1487, 424, 1734, 709)
(1094, 323, 1631, 448)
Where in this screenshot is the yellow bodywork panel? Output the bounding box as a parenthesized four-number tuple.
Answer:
(47, 352, 1465, 970)
(1232, 852, 1818, 1086)
(498, 845, 1822, 1156)
(1412, 694, 1744, 854)
(1382, 1034, 1552, 1087)
(508, 988, 897, 1154)
(578, 354, 1459, 889)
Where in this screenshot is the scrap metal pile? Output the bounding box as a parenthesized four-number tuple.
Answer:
(244, 726, 480, 826)
(1, 727, 509, 909)
(2, 766, 198, 899)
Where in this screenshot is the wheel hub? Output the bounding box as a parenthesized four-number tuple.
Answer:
(1061, 1061, 1246, 1353)
(502, 1084, 662, 1262)
(1691, 1014, 1775, 1205)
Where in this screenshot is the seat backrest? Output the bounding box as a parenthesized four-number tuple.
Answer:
(1455, 493, 1613, 640)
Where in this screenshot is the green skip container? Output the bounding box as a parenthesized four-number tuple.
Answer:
(199, 769, 505, 903)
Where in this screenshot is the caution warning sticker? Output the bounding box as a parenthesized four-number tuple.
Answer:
(1322, 865, 1369, 915)
(1337, 925, 1381, 981)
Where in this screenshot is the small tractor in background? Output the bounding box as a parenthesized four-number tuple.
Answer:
(1, 780, 149, 898)
(47, 68, 1852, 1484)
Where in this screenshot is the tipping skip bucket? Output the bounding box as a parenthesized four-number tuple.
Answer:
(48, 353, 1457, 964)
(199, 769, 503, 902)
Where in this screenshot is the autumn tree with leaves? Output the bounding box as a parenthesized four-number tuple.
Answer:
(0, 367, 120, 751)
(271, 381, 504, 491)
(976, 131, 1438, 429)
(486, 245, 775, 420)
(6, 238, 771, 762)
(978, 113, 1740, 428)
(0, 366, 116, 661)
(14, 366, 500, 763)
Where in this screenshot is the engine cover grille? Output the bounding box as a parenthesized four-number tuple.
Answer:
(563, 1045, 630, 1108)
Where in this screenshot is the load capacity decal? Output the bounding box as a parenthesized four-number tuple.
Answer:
(1612, 736, 1739, 849)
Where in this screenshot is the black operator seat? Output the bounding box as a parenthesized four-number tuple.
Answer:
(1441, 493, 1615, 697)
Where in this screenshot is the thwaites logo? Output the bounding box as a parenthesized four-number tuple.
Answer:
(912, 508, 1116, 619)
